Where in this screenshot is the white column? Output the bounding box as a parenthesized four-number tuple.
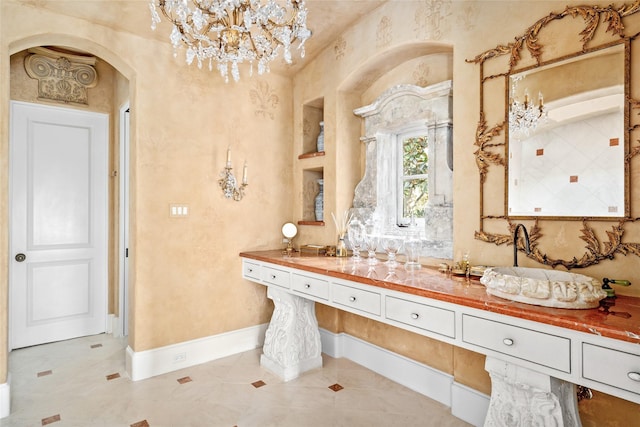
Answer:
(260, 287, 323, 381)
(484, 357, 581, 427)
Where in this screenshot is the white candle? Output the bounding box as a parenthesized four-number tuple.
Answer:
(242, 161, 248, 185)
(226, 147, 231, 167)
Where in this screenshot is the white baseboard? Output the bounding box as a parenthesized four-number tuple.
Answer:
(0, 377, 10, 419)
(319, 328, 489, 425)
(126, 323, 268, 381)
(452, 381, 490, 427)
(107, 314, 116, 335)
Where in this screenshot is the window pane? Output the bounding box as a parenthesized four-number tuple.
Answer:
(403, 136, 428, 176)
(403, 178, 428, 218)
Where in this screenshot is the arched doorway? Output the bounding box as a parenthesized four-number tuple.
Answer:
(3, 34, 135, 417)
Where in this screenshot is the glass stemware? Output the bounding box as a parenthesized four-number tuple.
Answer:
(381, 235, 403, 267)
(347, 218, 366, 261)
(363, 233, 379, 265)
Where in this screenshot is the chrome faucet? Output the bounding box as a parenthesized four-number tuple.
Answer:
(513, 223, 531, 267)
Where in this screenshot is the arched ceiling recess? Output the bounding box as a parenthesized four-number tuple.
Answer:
(339, 41, 453, 94)
(8, 34, 135, 82)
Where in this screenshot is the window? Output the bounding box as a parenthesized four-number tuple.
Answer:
(398, 133, 429, 224)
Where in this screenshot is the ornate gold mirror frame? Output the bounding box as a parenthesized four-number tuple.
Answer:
(467, 1, 640, 269)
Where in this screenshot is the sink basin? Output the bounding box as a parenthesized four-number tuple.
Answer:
(480, 267, 607, 309)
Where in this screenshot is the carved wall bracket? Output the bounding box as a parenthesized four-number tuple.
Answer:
(260, 287, 322, 381)
(468, 2, 640, 269)
(484, 357, 581, 427)
(24, 47, 98, 105)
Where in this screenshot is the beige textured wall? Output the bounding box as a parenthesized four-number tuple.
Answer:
(293, 1, 640, 424)
(0, 1, 638, 425)
(1, 0, 287, 372)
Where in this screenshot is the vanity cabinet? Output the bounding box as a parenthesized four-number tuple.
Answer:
(331, 280, 382, 316)
(242, 260, 261, 281)
(462, 314, 571, 373)
(240, 252, 640, 413)
(582, 344, 640, 395)
(261, 265, 290, 289)
(291, 272, 329, 301)
(385, 295, 455, 339)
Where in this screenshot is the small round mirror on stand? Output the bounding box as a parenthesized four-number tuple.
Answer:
(282, 222, 298, 255)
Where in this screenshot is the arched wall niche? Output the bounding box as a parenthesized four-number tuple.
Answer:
(333, 41, 454, 261)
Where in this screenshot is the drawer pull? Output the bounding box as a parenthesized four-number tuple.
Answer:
(305, 283, 311, 289)
(349, 296, 357, 302)
(248, 268, 253, 273)
(628, 372, 640, 382)
(502, 338, 514, 346)
(410, 313, 419, 320)
(270, 274, 276, 280)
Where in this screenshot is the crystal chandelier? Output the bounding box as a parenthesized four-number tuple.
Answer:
(509, 76, 547, 137)
(149, 0, 311, 82)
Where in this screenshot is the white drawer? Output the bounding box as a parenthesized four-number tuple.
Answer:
(331, 282, 381, 316)
(385, 296, 455, 338)
(462, 314, 571, 373)
(583, 343, 640, 395)
(242, 260, 261, 281)
(291, 273, 329, 300)
(261, 266, 290, 289)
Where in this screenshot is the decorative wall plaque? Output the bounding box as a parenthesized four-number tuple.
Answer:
(24, 47, 98, 105)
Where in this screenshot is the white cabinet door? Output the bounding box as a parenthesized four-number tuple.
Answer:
(10, 101, 108, 349)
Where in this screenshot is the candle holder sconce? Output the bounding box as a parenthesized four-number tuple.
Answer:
(219, 147, 247, 201)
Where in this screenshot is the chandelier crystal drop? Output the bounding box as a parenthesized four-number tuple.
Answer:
(509, 75, 547, 138)
(150, 0, 311, 82)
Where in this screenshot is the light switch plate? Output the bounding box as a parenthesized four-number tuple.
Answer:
(169, 204, 189, 217)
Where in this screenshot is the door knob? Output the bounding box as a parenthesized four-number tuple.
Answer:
(15, 253, 26, 262)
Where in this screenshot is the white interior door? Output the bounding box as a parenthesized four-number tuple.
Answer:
(10, 101, 109, 350)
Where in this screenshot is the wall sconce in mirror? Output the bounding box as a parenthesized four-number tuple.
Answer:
(219, 147, 248, 201)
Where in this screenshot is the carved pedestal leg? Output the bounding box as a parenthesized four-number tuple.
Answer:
(260, 287, 323, 381)
(484, 357, 581, 427)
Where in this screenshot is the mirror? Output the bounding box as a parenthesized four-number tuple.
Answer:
(282, 222, 297, 255)
(507, 43, 627, 218)
(468, 2, 640, 269)
(352, 83, 454, 260)
(282, 222, 298, 239)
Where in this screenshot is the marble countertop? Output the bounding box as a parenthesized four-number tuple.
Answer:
(240, 250, 640, 344)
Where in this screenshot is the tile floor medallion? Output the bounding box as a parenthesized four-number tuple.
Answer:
(328, 383, 344, 392)
(41, 414, 61, 425)
(1, 334, 470, 426)
(177, 377, 192, 385)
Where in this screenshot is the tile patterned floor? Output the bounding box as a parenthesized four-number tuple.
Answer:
(2, 334, 470, 426)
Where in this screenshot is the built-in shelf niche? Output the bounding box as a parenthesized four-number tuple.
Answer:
(298, 151, 325, 160)
(300, 167, 324, 225)
(302, 97, 324, 156)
